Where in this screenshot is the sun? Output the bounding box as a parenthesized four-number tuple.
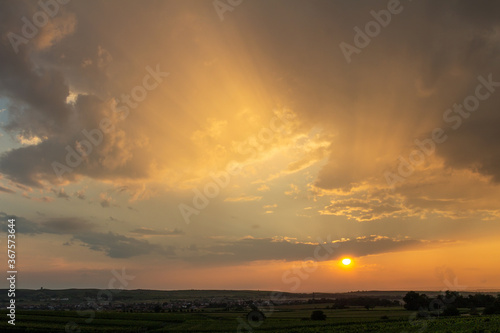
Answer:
(341, 258, 352, 266)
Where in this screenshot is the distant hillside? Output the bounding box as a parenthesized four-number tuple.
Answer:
(1, 289, 498, 305)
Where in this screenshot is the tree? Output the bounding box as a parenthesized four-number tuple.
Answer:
(311, 310, 326, 320)
(469, 306, 479, 316)
(403, 291, 430, 311)
(247, 310, 266, 323)
(483, 296, 500, 315)
(442, 305, 460, 316)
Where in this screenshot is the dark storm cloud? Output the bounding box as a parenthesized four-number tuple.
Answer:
(0, 138, 70, 187)
(0, 1, 151, 188)
(0, 211, 42, 234)
(0, 185, 15, 194)
(0, 212, 173, 258)
(409, 0, 500, 184)
(0, 3, 71, 138)
(187, 235, 436, 264)
(0, 0, 499, 193)
(72, 232, 175, 258)
(130, 227, 185, 236)
(40, 217, 94, 233)
(0, 213, 94, 234)
(0, 94, 150, 187)
(452, 0, 500, 26)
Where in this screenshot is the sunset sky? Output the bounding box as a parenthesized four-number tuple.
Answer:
(1, 0, 500, 292)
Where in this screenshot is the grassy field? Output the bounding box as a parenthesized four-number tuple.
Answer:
(1, 305, 500, 332)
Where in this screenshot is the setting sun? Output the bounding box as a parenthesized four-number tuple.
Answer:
(342, 258, 352, 266)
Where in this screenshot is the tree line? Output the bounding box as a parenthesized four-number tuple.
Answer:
(403, 291, 500, 316)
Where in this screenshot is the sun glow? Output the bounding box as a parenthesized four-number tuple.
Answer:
(342, 258, 352, 266)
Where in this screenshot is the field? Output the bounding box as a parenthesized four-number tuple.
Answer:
(1, 305, 500, 332)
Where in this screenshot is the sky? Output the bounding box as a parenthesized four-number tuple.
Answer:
(0, 0, 500, 292)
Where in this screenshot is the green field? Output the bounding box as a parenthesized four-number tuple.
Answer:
(1, 306, 500, 332)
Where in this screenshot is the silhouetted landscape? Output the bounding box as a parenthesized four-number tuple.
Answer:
(1, 289, 500, 332)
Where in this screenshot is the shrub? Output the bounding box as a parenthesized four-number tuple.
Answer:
(311, 310, 326, 320)
(483, 306, 497, 315)
(442, 305, 460, 316)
